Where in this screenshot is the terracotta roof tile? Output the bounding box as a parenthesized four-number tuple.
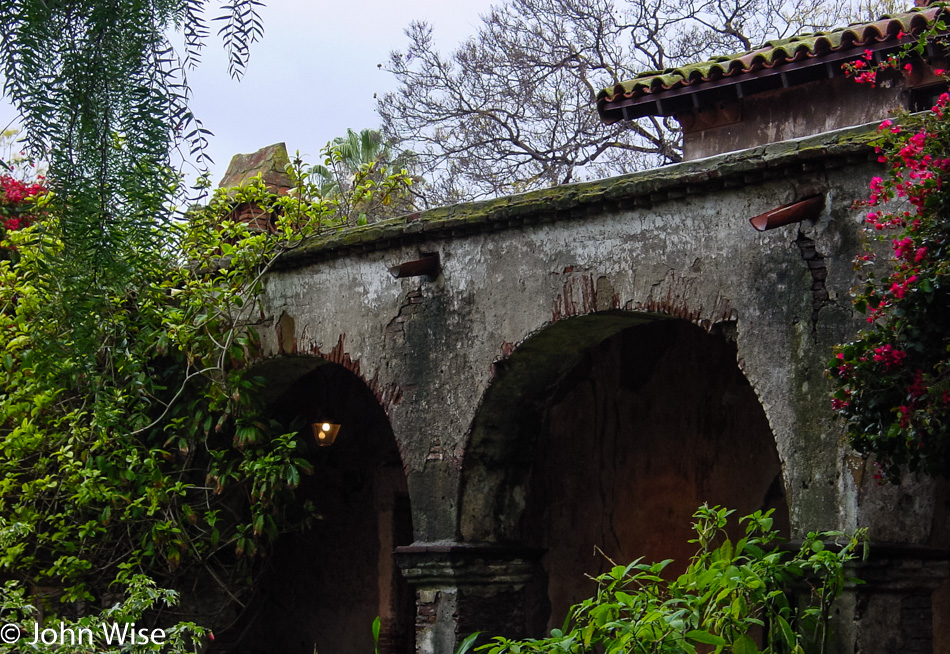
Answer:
(597, 5, 948, 121)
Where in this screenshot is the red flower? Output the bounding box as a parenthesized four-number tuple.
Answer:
(892, 236, 914, 260)
(898, 405, 911, 428)
(873, 344, 907, 369)
(908, 370, 927, 398)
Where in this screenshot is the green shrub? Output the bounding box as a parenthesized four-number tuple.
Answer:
(464, 505, 866, 654)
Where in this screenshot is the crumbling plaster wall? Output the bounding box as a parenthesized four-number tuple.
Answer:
(251, 127, 940, 551)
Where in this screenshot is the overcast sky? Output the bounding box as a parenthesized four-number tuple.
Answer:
(1, 0, 498, 187)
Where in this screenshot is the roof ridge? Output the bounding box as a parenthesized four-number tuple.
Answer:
(597, 4, 948, 111)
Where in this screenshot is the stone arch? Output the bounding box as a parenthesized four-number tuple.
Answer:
(458, 312, 789, 634)
(218, 356, 414, 654)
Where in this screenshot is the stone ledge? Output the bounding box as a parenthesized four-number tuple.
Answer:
(273, 122, 882, 271)
(395, 542, 543, 588)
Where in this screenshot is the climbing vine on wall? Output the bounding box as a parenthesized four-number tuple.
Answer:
(0, 157, 415, 628)
(831, 31, 950, 482)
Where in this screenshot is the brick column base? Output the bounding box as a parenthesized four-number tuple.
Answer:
(844, 544, 950, 653)
(395, 543, 543, 654)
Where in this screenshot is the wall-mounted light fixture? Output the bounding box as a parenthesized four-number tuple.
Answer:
(389, 252, 440, 280)
(749, 194, 824, 231)
(310, 421, 341, 446)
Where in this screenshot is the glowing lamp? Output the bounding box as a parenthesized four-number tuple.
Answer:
(310, 421, 341, 446)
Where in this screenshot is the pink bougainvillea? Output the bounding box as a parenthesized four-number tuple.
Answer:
(0, 174, 46, 257)
(830, 59, 950, 481)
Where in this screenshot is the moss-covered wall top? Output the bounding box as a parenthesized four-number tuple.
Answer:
(275, 122, 878, 270)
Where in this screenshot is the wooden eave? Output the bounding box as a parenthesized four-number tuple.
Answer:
(597, 5, 950, 123)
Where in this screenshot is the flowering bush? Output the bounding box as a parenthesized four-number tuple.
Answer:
(830, 86, 950, 481)
(0, 174, 45, 253)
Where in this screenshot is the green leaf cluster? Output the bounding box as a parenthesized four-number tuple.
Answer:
(0, 161, 402, 619)
(0, 0, 264, 283)
(306, 129, 419, 225)
(468, 505, 866, 654)
(0, 575, 207, 653)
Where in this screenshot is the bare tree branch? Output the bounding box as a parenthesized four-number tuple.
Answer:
(380, 0, 893, 205)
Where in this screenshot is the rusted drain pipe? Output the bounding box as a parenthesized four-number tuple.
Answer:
(389, 252, 441, 280)
(750, 195, 825, 231)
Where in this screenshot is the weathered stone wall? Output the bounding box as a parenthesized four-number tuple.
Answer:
(254, 123, 949, 652)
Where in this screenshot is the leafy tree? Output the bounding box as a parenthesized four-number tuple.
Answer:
(0, 2, 423, 635)
(0, 4, 271, 476)
(380, 0, 902, 205)
(0, 576, 206, 653)
(0, 0, 264, 269)
(0, 0, 424, 643)
(0, 148, 416, 628)
(308, 128, 418, 224)
(0, 165, 414, 628)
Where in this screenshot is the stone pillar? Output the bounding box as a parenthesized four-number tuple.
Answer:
(845, 544, 950, 653)
(217, 142, 294, 233)
(395, 543, 543, 654)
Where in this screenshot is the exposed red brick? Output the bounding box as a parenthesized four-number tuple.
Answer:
(309, 334, 403, 411)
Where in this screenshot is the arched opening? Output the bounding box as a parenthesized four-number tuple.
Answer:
(460, 315, 789, 635)
(221, 360, 414, 654)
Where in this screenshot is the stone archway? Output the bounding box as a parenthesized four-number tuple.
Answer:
(458, 315, 788, 636)
(220, 360, 414, 654)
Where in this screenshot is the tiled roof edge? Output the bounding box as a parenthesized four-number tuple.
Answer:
(597, 5, 947, 109)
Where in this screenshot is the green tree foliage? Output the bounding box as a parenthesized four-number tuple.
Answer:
(0, 0, 419, 639)
(0, 161, 413, 626)
(0, 0, 262, 269)
(0, 8, 418, 622)
(0, 179, 305, 609)
(0, 576, 206, 653)
(465, 506, 866, 654)
(308, 128, 418, 224)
